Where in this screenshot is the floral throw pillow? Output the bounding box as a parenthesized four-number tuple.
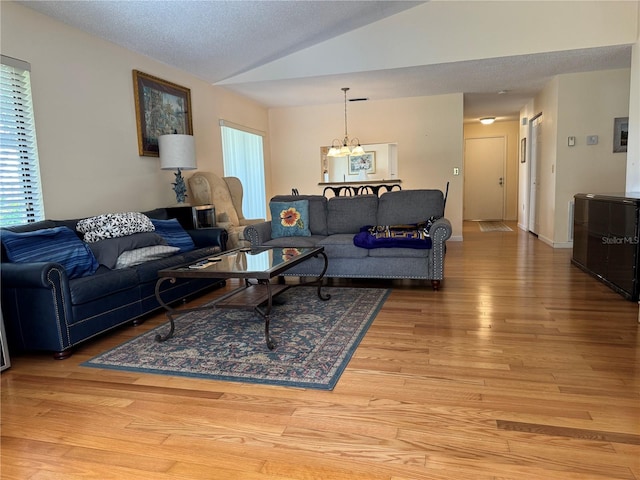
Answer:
(270, 200, 311, 238)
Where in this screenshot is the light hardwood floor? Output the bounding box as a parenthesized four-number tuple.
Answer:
(2, 222, 639, 479)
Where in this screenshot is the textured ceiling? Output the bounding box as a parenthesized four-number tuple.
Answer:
(18, 0, 633, 122)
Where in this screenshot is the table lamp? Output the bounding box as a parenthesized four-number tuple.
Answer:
(158, 134, 197, 204)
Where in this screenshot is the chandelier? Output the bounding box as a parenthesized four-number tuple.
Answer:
(327, 87, 365, 157)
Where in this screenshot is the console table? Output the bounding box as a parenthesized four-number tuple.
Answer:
(572, 193, 640, 301)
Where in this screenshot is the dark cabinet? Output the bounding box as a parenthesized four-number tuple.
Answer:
(572, 193, 640, 301)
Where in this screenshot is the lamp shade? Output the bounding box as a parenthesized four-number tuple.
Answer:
(158, 134, 197, 170)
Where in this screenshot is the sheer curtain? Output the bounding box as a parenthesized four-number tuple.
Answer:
(220, 122, 266, 220)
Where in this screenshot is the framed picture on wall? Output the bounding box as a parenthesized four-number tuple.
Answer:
(348, 152, 376, 175)
(133, 70, 193, 157)
(613, 117, 628, 153)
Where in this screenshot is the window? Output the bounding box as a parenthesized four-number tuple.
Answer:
(0, 55, 44, 227)
(220, 121, 266, 220)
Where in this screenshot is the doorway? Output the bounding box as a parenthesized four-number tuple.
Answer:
(528, 114, 542, 235)
(463, 136, 506, 220)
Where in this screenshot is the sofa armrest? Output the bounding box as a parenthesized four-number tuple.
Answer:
(186, 227, 228, 251)
(1, 261, 74, 353)
(430, 218, 452, 244)
(244, 221, 273, 247)
(1, 261, 68, 289)
(428, 217, 452, 283)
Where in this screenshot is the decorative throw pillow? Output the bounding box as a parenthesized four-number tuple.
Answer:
(115, 245, 180, 269)
(270, 200, 311, 238)
(88, 232, 167, 269)
(76, 212, 155, 243)
(150, 218, 195, 253)
(1, 226, 98, 278)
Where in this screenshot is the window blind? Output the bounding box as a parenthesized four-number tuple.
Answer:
(0, 55, 44, 227)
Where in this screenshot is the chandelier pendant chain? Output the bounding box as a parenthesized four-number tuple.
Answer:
(343, 87, 349, 142)
(327, 86, 364, 157)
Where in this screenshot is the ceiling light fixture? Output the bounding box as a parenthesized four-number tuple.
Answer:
(327, 87, 364, 157)
(480, 117, 496, 125)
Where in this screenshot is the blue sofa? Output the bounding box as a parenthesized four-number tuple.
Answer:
(244, 190, 452, 288)
(1, 208, 228, 359)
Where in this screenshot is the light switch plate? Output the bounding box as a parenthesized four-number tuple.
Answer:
(568, 136, 575, 146)
(587, 135, 598, 145)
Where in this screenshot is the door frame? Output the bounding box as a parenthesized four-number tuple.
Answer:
(527, 112, 542, 234)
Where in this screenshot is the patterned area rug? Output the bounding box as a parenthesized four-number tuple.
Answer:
(83, 287, 390, 390)
(478, 221, 513, 232)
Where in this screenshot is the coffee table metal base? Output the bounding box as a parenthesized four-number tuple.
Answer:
(154, 251, 329, 350)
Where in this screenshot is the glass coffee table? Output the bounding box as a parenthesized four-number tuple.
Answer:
(154, 246, 329, 349)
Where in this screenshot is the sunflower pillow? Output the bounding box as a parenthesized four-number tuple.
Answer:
(270, 200, 311, 238)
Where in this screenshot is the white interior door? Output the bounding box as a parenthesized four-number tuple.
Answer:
(528, 115, 542, 234)
(464, 137, 505, 220)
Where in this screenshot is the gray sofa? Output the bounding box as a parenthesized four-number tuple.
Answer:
(244, 190, 452, 288)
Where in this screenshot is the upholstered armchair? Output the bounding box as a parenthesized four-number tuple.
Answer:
(187, 172, 264, 249)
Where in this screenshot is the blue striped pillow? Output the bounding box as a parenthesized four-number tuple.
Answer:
(1, 226, 98, 279)
(150, 218, 195, 253)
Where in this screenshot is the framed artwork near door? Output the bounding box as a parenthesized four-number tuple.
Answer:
(520, 138, 526, 163)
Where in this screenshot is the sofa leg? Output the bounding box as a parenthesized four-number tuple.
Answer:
(53, 350, 73, 360)
(431, 280, 441, 291)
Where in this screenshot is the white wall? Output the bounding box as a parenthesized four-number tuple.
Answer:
(268, 94, 465, 240)
(1, 2, 269, 219)
(529, 70, 630, 247)
(555, 69, 630, 244)
(533, 77, 560, 246)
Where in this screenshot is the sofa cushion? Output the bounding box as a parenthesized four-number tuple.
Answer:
(88, 232, 167, 268)
(263, 235, 324, 248)
(327, 195, 378, 235)
(69, 267, 139, 305)
(115, 245, 181, 269)
(270, 199, 311, 238)
(271, 195, 328, 235)
(377, 190, 444, 225)
(76, 212, 155, 243)
(150, 218, 195, 253)
(1, 226, 98, 279)
(318, 234, 369, 258)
